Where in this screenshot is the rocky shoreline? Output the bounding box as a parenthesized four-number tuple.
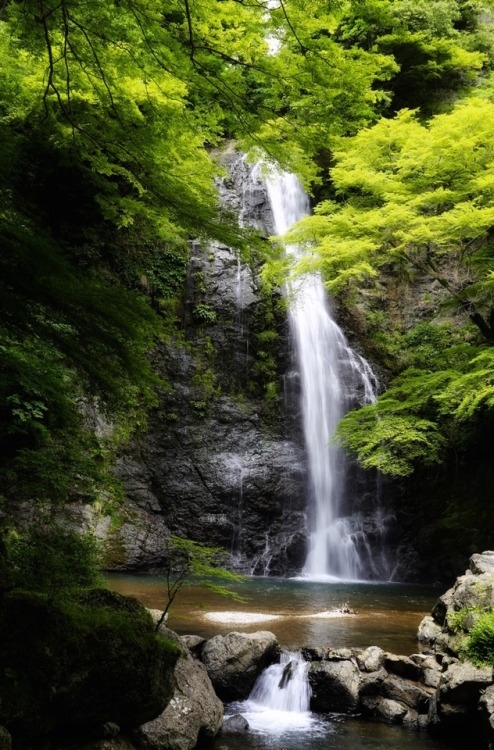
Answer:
(3, 552, 494, 750)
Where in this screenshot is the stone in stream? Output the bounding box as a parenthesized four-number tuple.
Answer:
(201, 631, 279, 701)
(308, 659, 360, 713)
(357, 646, 385, 673)
(221, 714, 250, 734)
(278, 659, 294, 689)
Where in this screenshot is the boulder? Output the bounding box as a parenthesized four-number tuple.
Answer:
(410, 654, 442, 689)
(431, 590, 454, 627)
(436, 661, 492, 706)
(301, 647, 325, 662)
(360, 697, 409, 725)
(180, 635, 206, 659)
(383, 654, 423, 682)
(133, 645, 223, 750)
(309, 659, 360, 713)
(449, 573, 494, 613)
(0, 591, 178, 746)
(417, 615, 442, 646)
(359, 668, 388, 700)
(428, 661, 493, 742)
(221, 715, 250, 734)
(357, 646, 385, 673)
(201, 631, 278, 701)
(380, 674, 432, 713)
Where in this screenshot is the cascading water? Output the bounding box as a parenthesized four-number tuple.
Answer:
(265, 169, 383, 581)
(228, 650, 315, 733)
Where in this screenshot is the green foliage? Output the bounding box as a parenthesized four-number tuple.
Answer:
(334, 0, 492, 115)
(3, 526, 102, 598)
(336, 403, 447, 476)
(192, 303, 218, 324)
(280, 95, 494, 475)
(0, 218, 162, 502)
(0, 0, 493, 511)
(464, 610, 494, 665)
(157, 535, 245, 628)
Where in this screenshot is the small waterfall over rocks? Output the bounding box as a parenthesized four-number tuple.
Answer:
(264, 168, 394, 581)
(228, 650, 316, 733)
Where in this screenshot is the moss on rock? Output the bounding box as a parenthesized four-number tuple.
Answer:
(0, 589, 179, 747)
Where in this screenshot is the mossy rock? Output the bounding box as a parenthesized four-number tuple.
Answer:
(0, 727, 12, 750)
(0, 589, 179, 746)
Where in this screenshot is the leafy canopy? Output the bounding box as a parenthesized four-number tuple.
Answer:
(279, 95, 494, 475)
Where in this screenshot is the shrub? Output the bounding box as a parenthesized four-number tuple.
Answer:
(464, 610, 494, 666)
(4, 525, 101, 597)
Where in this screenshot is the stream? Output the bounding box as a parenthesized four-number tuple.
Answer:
(107, 573, 441, 654)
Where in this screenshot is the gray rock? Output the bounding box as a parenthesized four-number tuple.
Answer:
(417, 615, 441, 646)
(449, 572, 494, 612)
(470, 551, 494, 576)
(180, 635, 206, 658)
(383, 654, 423, 682)
(431, 590, 454, 626)
(437, 661, 492, 705)
(357, 646, 385, 673)
(380, 674, 432, 713)
(326, 648, 354, 661)
(133, 646, 223, 750)
(221, 714, 250, 734)
(410, 654, 442, 689)
(301, 647, 325, 662)
(201, 631, 279, 701)
(359, 668, 388, 699)
(360, 697, 408, 724)
(479, 684, 494, 749)
(428, 661, 493, 742)
(309, 659, 360, 713)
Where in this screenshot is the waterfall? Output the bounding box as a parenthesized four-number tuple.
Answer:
(264, 169, 381, 581)
(230, 650, 314, 733)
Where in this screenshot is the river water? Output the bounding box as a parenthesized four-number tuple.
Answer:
(107, 573, 440, 654)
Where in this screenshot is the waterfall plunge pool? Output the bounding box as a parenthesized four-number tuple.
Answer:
(106, 574, 441, 655)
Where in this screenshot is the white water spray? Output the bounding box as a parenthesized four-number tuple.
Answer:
(265, 170, 379, 580)
(231, 651, 315, 733)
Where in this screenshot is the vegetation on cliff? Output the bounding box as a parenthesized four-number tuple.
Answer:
(1, 0, 494, 575)
(283, 96, 494, 476)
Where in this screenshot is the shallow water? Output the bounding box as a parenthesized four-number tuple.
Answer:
(206, 713, 452, 750)
(106, 574, 440, 654)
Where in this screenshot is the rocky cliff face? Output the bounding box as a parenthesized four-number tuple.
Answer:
(105, 151, 308, 575)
